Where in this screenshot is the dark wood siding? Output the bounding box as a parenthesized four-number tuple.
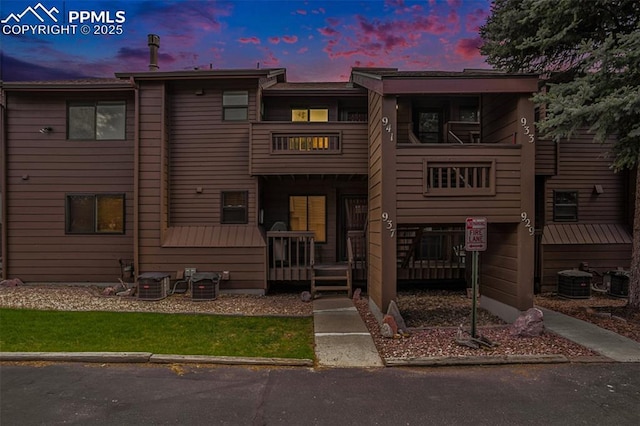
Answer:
(481, 223, 519, 307)
(535, 138, 558, 176)
(169, 80, 258, 225)
(395, 145, 522, 223)
(250, 122, 368, 175)
(5, 91, 134, 282)
(545, 133, 628, 224)
(482, 94, 518, 144)
(136, 80, 266, 290)
(368, 91, 384, 307)
(540, 244, 631, 292)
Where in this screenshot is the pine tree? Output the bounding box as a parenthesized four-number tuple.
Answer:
(480, 0, 640, 308)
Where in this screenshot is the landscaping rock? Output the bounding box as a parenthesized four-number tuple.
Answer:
(300, 291, 312, 303)
(102, 287, 115, 296)
(352, 288, 362, 301)
(380, 322, 394, 338)
(0, 278, 24, 287)
(383, 314, 398, 335)
(510, 307, 545, 337)
(387, 300, 408, 333)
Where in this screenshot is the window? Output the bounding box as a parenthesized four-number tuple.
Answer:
(68, 102, 126, 140)
(415, 109, 442, 143)
(289, 196, 326, 242)
(553, 190, 578, 221)
(459, 106, 479, 122)
(223, 91, 249, 121)
(66, 194, 125, 234)
(292, 108, 329, 122)
(222, 191, 248, 224)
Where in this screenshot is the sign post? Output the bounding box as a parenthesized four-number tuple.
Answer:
(465, 217, 487, 338)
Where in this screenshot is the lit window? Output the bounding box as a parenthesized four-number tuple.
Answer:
(553, 190, 578, 221)
(289, 196, 326, 242)
(66, 194, 125, 234)
(223, 91, 249, 121)
(222, 191, 248, 224)
(68, 102, 126, 140)
(292, 108, 329, 122)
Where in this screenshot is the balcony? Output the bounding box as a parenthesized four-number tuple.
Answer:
(396, 143, 523, 223)
(250, 122, 368, 175)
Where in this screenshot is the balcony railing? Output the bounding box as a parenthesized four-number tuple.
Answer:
(424, 159, 496, 196)
(267, 231, 315, 281)
(250, 122, 368, 175)
(271, 133, 341, 153)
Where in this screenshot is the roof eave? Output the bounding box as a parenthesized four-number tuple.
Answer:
(115, 68, 287, 81)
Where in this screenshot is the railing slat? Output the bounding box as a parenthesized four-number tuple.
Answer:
(272, 133, 340, 152)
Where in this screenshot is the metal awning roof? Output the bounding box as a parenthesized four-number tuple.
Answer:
(541, 223, 632, 245)
(162, 226, 266, 248)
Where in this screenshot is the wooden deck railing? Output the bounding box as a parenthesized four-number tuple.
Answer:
(424, 159, 495, 196)
(271, 133, 341, 153)
(266, 231, 315, 281)
(397, 227, 466, 281)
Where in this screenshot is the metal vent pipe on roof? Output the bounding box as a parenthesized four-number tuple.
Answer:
(148, 34, 160, 71)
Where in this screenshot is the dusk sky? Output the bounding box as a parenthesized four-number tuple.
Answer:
(1, 0, 492, 82)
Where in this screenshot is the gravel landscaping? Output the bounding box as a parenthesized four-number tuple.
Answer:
(2, 283, 639, 361)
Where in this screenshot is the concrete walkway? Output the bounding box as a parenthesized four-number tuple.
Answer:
(311, 298, 640, 367)
(313, 297, 384, 368)
(539, 308, 640, 362)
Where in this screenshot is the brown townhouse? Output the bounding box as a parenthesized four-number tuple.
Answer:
(0, 63, 633, 320)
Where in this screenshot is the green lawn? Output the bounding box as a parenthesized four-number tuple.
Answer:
(0, 309, 314, 359)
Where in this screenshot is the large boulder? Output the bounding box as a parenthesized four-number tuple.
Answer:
(0, 278, 24, 287)
(510, 308, 545, 337)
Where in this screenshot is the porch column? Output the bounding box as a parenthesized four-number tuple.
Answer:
(368, 93, 397, 312)
(516, 95, 536, 310)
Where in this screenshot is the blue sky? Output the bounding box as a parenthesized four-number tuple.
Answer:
(1, 0, 492, 82)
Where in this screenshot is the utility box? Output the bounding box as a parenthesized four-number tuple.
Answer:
(606, 270, 630, 298)
(191, 272, 221, 301)
(557, 270, 592, 299)
(137, 272, 171, 300)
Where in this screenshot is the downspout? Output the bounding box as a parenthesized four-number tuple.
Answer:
(132, 77, 140, 279)
(0, 89, 7, 280)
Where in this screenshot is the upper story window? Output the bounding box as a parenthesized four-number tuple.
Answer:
(292, 108, 329, 122)
(223, 91, 249, 121)
(66, 193, 125, 234)
(68, 102, 126, 140)
(415, 109, 442, 143)
(553, 190, 578, 222)
(459, 106, 479, 122)
(221, 191, 248, 224)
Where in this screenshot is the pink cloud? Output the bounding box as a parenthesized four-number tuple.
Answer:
(297, 47, 309, 54)
(318, 27, 340, 37)
(282, 35, 298, 44)
(447, 0, 462, 7)
(465, 8, 488, 32)
(238, 37, 260, 44)
(259, 48, 280, 67)
(269, 37, 281, 44)
(454, 37, 482, 59)
(296, 9, 307, 15)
